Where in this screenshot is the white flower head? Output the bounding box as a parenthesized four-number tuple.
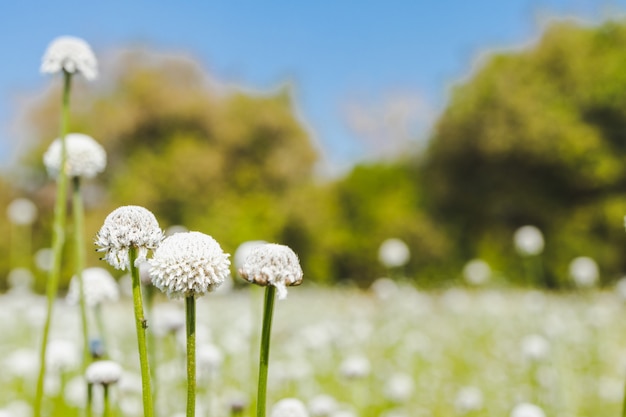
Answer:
(149, 231, 231, 299)
(378, 238, 410, 268)
(46, 339, 80, 373)
(234, 240, 267, 271)
(339, 354, 371, 379)
(7, 198, 38, 225)
(455, 386, 484, 413)
(521, 333, 550, 362)
(43, 133, 106, 179)
(513, 225, 544, 256)
(41, 36, 98, 80)
(95, 206, 163, 270)
(239, 243, 303, 300)
(66, 267, 119, 307)
(384, 373, 415, 403)
(569, 256, 599, 288)
(85, 360, 122, 385)
(510, 402, 546, 417)
(463, 259, 491, 285)
(270, 398, 309, 417)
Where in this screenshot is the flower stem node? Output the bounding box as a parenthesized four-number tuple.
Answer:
(239, 243, 303, 300)
(95, 206, 163, 271)
(41, 36, 98, 80)
(149, 231, 231, 299)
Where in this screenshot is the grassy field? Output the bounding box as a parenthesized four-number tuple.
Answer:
(1, 281, 625, 417)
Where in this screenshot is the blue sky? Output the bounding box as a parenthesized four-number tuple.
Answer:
(0, 1, 624, 174)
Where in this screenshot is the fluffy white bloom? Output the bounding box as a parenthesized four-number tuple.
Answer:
(308, 394, 338, 417)
(46, 339, 79, 372)
(149, 231, 230, 299)
(95, 206, 163, 270)
(378, 238, 410, 268)
(66, 267, 119, 307)
(339, 355, 371, 379)
(41, 36, 98, 80)
(569, 256, 599, 288)
(233, 240, 267, 270)
(463, 259, 491, 285)
(383, 373, 414, 403)
(6, 198, 38, 225)
(43, 133, 106, 179)
(513, 225, 544, 256)
(271, 398, 309, 417)
(239, 243, 303, 300)
(454, 386, 484, 413)
(521, 334, 550, 362)
(86, 360, 122, 386)
(510, 402, 545, 417)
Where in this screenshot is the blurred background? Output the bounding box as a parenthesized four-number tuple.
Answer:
(2, 1, 626, 290)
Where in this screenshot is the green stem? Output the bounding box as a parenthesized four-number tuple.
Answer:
(186, 295, 196, 417)
(103, 384, 111, 417)
(256, 286, 276, 417)
(34, 69, 72, 417)
(145, 284, 158, 416)
(130, 246, 154, 417)
(72, 176, 91, 372)
(86, 383, 93, 417)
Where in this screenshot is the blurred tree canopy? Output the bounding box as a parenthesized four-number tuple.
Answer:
(423, 20, 626, 286)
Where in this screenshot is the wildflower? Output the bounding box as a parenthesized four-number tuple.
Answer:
(85, 360, 123, 386)
(234, 240, 267, 270)
(239, 243, 303, 300)
(41, 36, 98, 80)
(43, 133, 106, 179)
(339, 355, 371, 379)
(378, 238, 410, 268)
(454, 386, 484, 413)
(197, 343, 224, 381)
(513, 225, 544, 256)
(270, 398, 309, 417)
(521, 334, 550, 362)
(95, 205, 163, 270)
(308, 394, 338, 417)
(569, 256, 599, 288)
(46, 339, 79, 373)
(149, 231, 230, 299)
(66, 267, 119, 307)
(384, 373, 414, 403)
(509, 402, 545, 417)
(6, 198, 38, 225)
(462, 259, 491, 285)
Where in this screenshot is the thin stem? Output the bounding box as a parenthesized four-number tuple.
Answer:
(186, 295, 196, 417)
(72, 176, 91, 372)
(130, 246, 154, 417)
(145, 284, 158, 416)
(103, 385, 111, 417)
(34, 70, 72, 417)
(256, 286, 276, 417)
(86, 383, 93, 417)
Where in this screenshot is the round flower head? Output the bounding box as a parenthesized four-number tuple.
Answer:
(513, 225, 544, 256)
(43, 133, 106, 179)
(85, 360, 122, 385)
(510, 402, 545, 417)
(66, 267, 120, 307)
(239, 243, 303, 300)
(463, 258, 491, 285)
(569, 256, 599, 288)
(270, 398, 309, 417)
(149, 231, 231, 299)
(378, 238, 410, 268)
(6, 198, 38, 225)
(41, 36, 98, 80)
(95, 206, 163, 270)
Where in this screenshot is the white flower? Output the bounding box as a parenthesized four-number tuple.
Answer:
(66, 267, 119, 307)
(239, 243, 303, 300)
(510, 402, 545, 417)
(233, 240, 267, 270)
(41, 36, 98, 80)
(95, 206, 163, 270)
(378, 238, 410, 268)
(149, 231, 230, 299)
(383, 373, 414, 403)
(339, 354, 371, 379)
(43, 133, 106, 179)
(308, 394, 338, 417)
(196, 343, 224, 380)
(85, 360, 122, 385)
(46, 339, 79, 372)
(521, 334, 550, 362)
(6, 198, 38, 225)
(454, 386, 484, 413)
(513, 225, 544, 256)
(271, 398, 309, 417)
(569, 256, 599, 288)
(462, 259, 491, 285)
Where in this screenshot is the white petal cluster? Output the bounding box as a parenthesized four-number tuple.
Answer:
(149, 231, 231, 299)
(85, 360, 122, 385)
(95, 206, 163, 270)
(66, 267, 119, 307)
(270, 398, 309, 417)
(43, 133, 106, 179)
(513, 225, 544, 256)
(6, 198, 38, 225)
(378, 238, 410, 268)
(239, 243, 303, 300)
(41, 36, 98, 80)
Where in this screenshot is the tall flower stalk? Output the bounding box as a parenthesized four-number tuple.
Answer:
(72, 176, 90, 371)
(238, 243, 303, 417)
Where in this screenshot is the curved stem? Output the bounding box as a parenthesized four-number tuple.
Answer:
(34, 70, 72, 417)
(130, 246, 154, 417)
(186, 295, 196, 417)
(256, 286, 276, 417)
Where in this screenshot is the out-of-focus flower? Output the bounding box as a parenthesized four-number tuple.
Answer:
(271, 398, 309, 417)
(41, 36, 98, 80)
(46, 339, 79, 372)
(6, 198, 38, 225)
(454, 386, 484, 413)
(43, 133, 106, 179)
(95, 206, 163, 270)
(370, 277, 399, 300)
(7, 268, 34, 293)
(510, 402, 545, 417)
(521, 334, 550, 362)
(151, 304, 185, 337)
(339, 355, 371, 379)
(383, 373, 414, 403)
(308, 394, 338, 417)
(196, 343, 224, 381)
(569, 256, 599, 288)
(239, 243, 303, 300)
(462, 259, 491, 285)
(149, 231, 230, 299)
(513, 225, 544, 256)
(35, 248, 54, 271)
(66, 267, 119, 307)
(85, 360, 123, 385)
(378, 238, 410, 268)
